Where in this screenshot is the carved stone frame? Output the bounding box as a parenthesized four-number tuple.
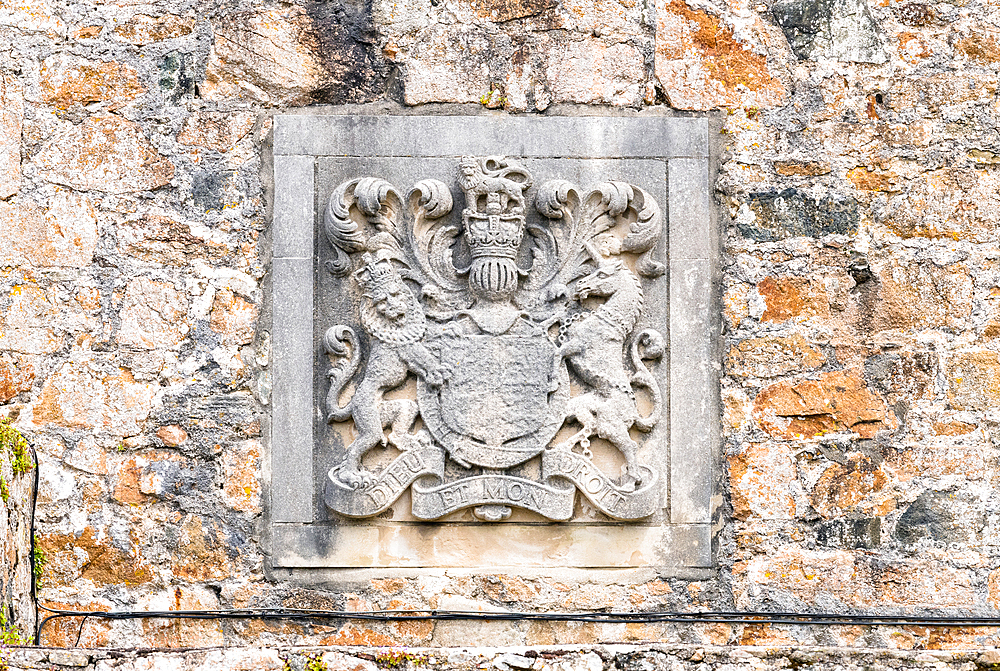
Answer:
(267, 114, 717, 580)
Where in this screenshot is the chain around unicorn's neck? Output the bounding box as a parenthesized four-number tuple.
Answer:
(594, 267, 643, 338)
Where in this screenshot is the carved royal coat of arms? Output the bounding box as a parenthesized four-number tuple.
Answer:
(321, 156, 666, 523)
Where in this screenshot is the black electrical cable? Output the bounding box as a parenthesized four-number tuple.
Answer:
(19, 429, 1000, 648)
(32, 604, 1000, 646)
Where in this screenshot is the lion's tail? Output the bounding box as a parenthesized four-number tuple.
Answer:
(324, 325, 361, 423)
(630, 329, 665, 433)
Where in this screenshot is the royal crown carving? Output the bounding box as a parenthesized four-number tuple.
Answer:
(321, 156, 666, 522)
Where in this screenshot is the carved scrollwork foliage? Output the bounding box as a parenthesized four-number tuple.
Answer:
(319, 156, 667, 522)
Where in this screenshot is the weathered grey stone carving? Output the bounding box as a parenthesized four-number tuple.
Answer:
(321, 156, 665, 522)
(270, 114, 714, 572)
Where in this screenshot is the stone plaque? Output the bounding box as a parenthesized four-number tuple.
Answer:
(269, 115, 716, 576)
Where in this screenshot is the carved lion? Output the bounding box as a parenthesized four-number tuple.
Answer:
(458, 156, 532, 213)
(325, 253, 450, 489)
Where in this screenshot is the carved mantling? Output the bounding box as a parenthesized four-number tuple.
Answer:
(321, 156, 666, 523)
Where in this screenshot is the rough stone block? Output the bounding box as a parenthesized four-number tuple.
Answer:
(189, 649, 286, 671)
(989, 569, 1000, 610)
(112, 13, 195, 44)
(772, 0, 886, 63)
(48, 651, 90, 667)
(0, 353, 33, 402)
(116, 278, 189, 349)
(0, 192, 98, 268)
(754, 369, 891, 439)
(391, 29, 646, 110)
(0, 74, 22, 198)
(955, 29, 1000, 64)
(808, 456, 890, 518)
(736, 188, 859, 241)
(947, 350, 1000, 411)
(655, 0, 785, 111)
(868, 259, 972, 332)
(155, 424, 187, 447)
(37, 528, 153, 587)
(391, 25, 494, 106)
(117, 213, 231, 266)
(63, 437, 111, 476)
(34, 114, 174, 193)
(40, 54, 145, 109)
(138, 586, 225, 647)
(222, 439, 262, 513)
(0, 0, 65, 36)
(757, 276, 830, 323)
(0, 284, 61, 354)
(894, 490, 976, 546)
(170, 513, 233, 580)
(773, 160, 831, 176)
(30, 361, 158, 435)
(882, 168, 1000, 242)
(888, 73, 998, 114)
(203, 6, 324, 105)
(734, 546, 977, 609)
(210, 287, 257, 346)
(727, 334, 825, 378)
(729, 442, 797, 520)
(178, 111, 256, 153)
(545, 38, 645, 107)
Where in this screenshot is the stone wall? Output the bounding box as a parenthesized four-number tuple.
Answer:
(1, 0, 999, 654)
(0, 420, 34, 643)
(6, 645, 1000, 671)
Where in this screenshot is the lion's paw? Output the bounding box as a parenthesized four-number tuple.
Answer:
(335, 467, 374, 490)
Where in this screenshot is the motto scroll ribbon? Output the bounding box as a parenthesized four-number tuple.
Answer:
(324, 445, 445, 518)
(326, 444, 657, 521)
(411, 474, 576, 520)
(541, 449, 659, 520)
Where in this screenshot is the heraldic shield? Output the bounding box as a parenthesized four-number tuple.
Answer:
(417, 334, 568, 469)
(320, 155, 667, 522)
